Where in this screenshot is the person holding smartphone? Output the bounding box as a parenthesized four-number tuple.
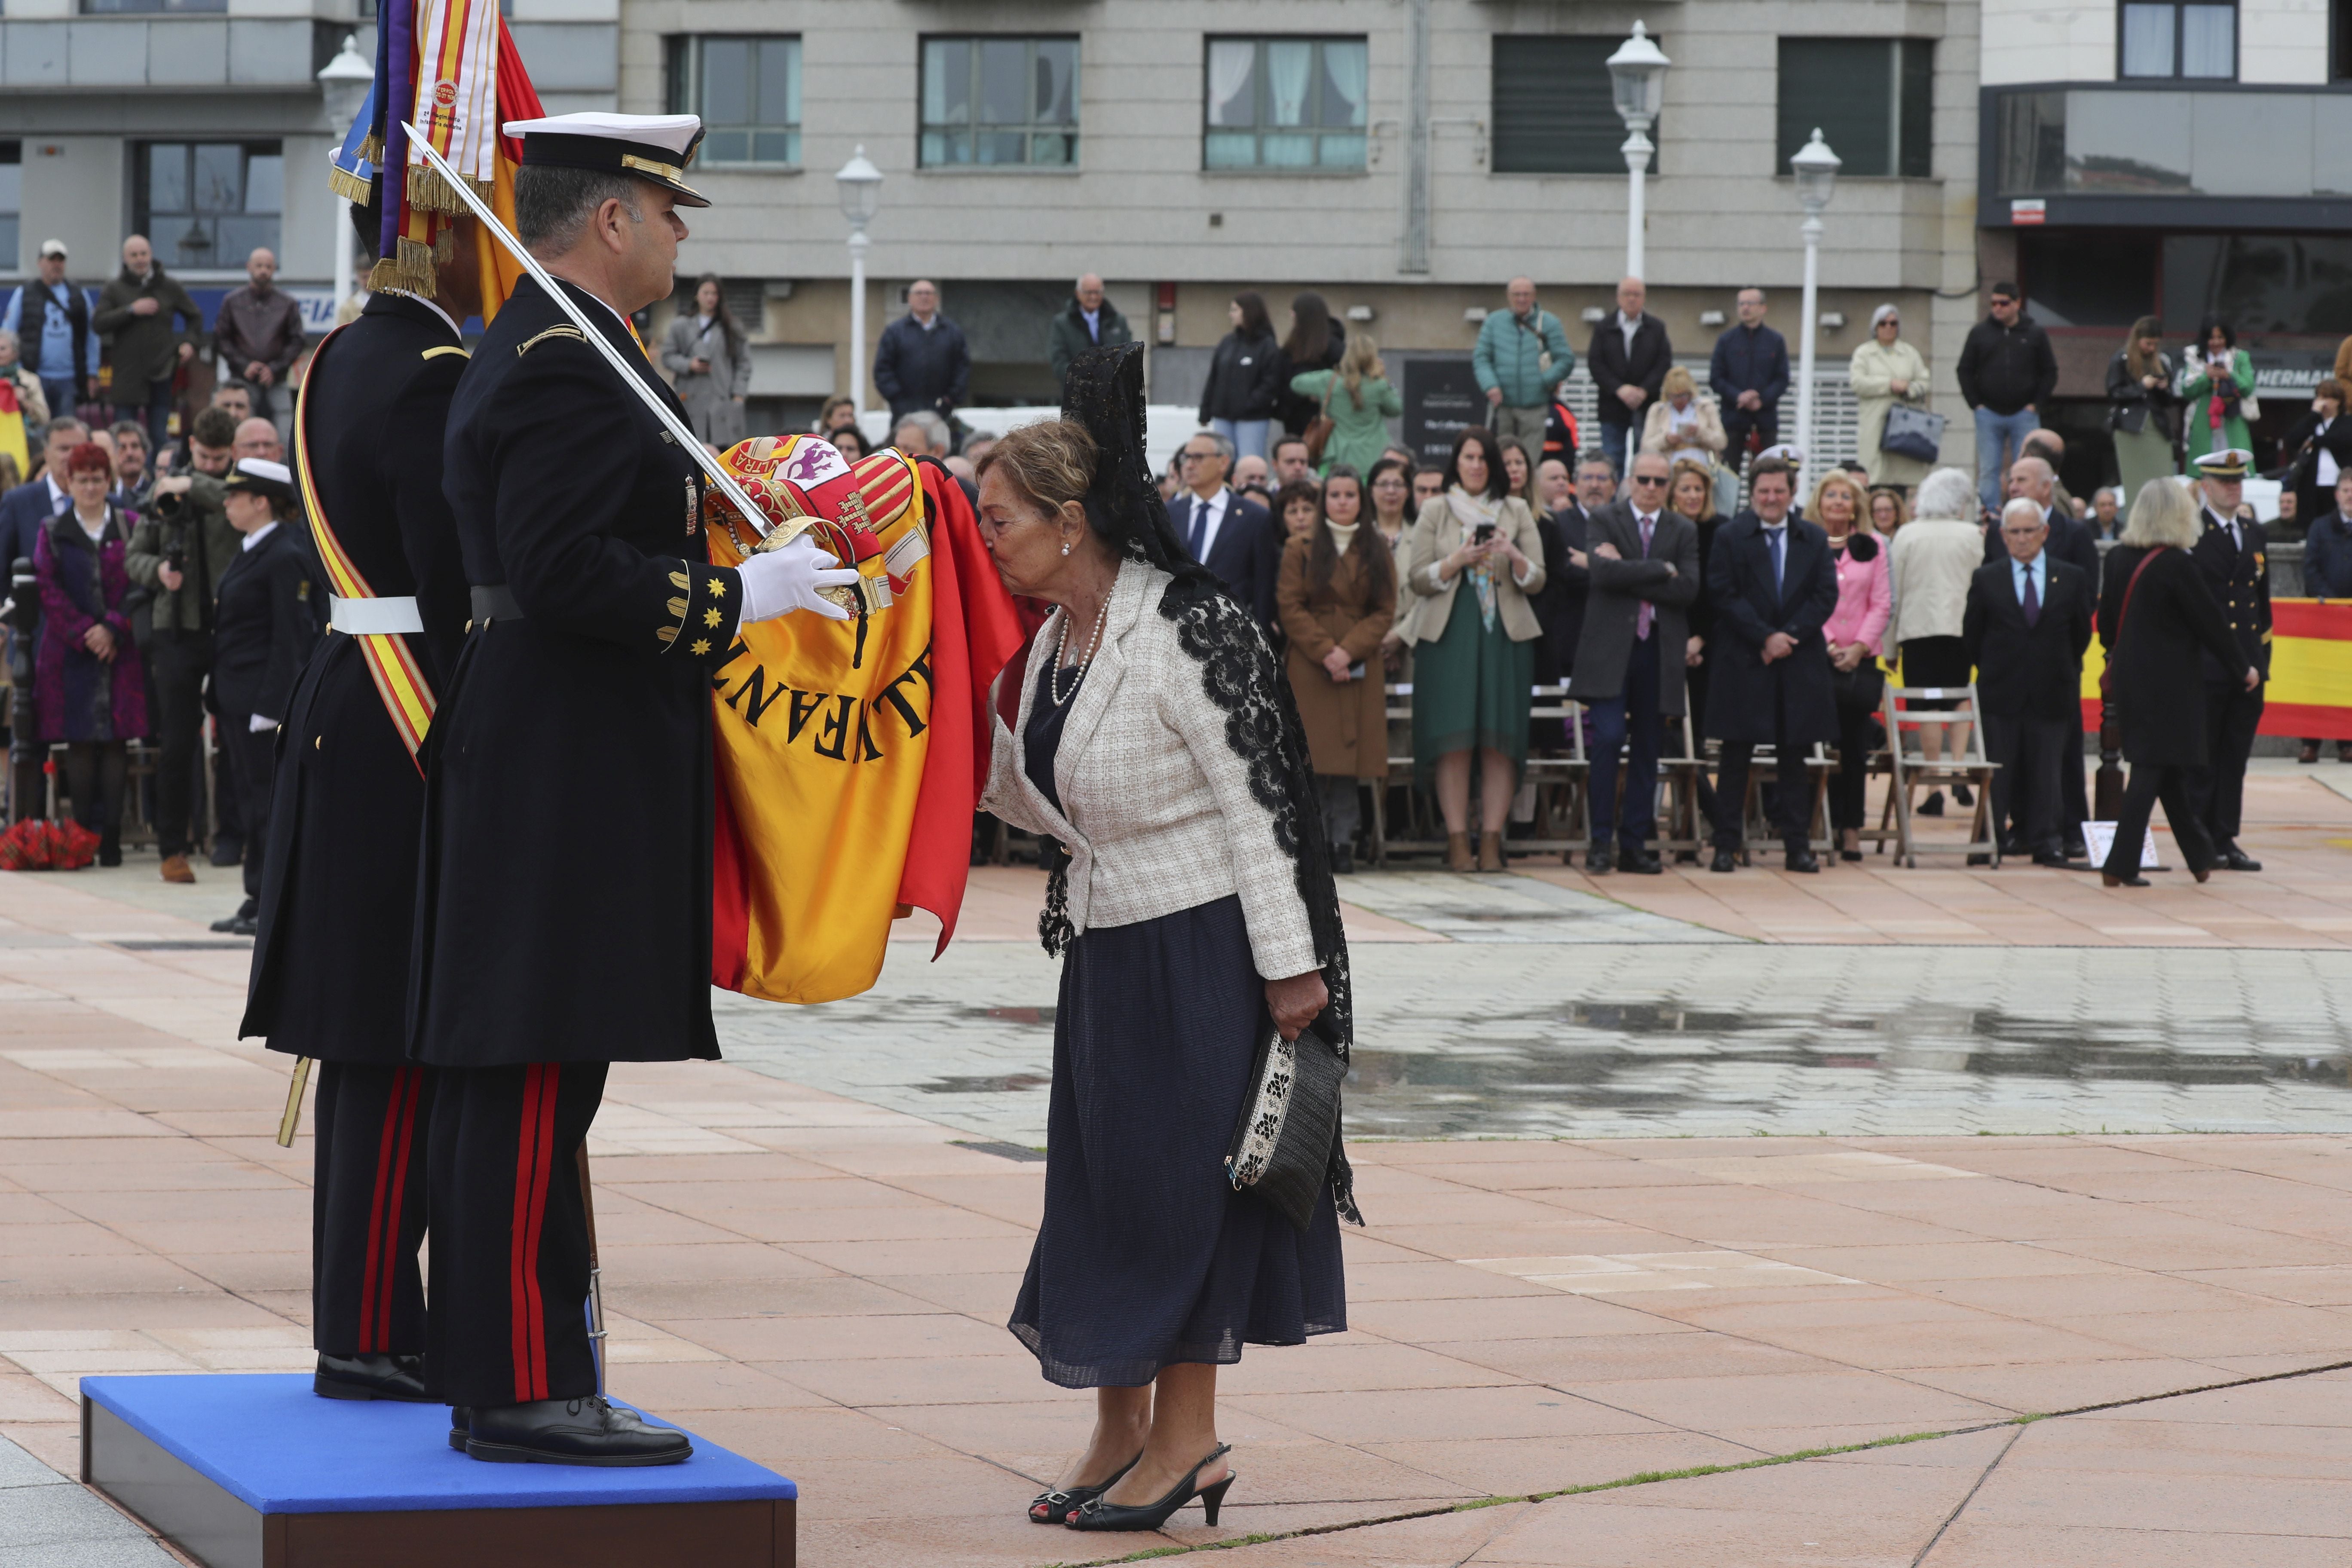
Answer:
(1276, 466, 1396, 873)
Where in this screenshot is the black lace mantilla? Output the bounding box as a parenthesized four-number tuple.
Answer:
(1039, 342, 1362, 1228)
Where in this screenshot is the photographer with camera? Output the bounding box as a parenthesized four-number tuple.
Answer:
(126, 405, 244, 885)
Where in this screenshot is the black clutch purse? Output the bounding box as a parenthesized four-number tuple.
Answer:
(1223, 1019, 1348, 1234)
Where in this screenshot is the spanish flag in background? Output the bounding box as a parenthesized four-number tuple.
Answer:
(2082, 597, 2352, 739)
(0, 379, 24, 482)
(704, 438, 1026, 1004)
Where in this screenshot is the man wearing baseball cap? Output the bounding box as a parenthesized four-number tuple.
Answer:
(1, 240, 99, 421)
(411, 111, 854, 1466)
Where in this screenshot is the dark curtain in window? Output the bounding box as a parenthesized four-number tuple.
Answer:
(1491, 36, 1638, 175)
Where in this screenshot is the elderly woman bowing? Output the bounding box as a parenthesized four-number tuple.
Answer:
(975, 345, 1358, 1536)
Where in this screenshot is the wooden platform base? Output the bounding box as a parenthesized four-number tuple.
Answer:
(80, 1375, 795, 1568)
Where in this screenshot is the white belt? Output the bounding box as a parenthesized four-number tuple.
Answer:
(329, 595, 424, 637)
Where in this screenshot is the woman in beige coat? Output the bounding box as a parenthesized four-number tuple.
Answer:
(1851, 304, 1934, 489)
(1277, 466, 1396, 874)
(1403, 428, 1547, 871)
(1639, 366, 1727, 465)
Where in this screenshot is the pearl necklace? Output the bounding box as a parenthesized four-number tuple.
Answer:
(1050, 596, 1110, 707)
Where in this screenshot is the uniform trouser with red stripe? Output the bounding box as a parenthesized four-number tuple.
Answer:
(312, 1061, 434, 1356)
(423, 1061, 608, 1408)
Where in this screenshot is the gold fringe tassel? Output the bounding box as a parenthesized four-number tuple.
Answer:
(358, 134, 385, 165)
(405, 163, 494, 217)
(325, 162, 373, 205)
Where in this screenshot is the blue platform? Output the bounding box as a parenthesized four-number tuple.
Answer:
(79, 1374, 797, 1568)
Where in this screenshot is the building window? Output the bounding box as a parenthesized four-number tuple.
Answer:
(920, 36, 1078, 168)
(78, 0, 226, 13)
(135, 142, 282, 273)
(2121, 3, 2236, 79)
(1492, 36, 1647, 175)
(1204, 37, 1368, 171)
(0, 144, 18, 275)
(1777, 40, 1934, 178)
(665, 37, 801, 166)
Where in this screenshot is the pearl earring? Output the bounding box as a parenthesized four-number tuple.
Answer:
(1061, 543, 1071, 556)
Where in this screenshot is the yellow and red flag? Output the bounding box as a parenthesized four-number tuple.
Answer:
(2081, 597, 2349, 738)
(704, 438, 1024, 1004)
(0, 379, 25, 483)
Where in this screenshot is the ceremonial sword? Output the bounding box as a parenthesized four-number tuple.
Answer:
(396, 124, 798, 553)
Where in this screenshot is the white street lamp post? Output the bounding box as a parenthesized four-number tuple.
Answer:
(1606, 22, 1670, 280)
(1789, 128, 1841, 465)
(317, 34, 374, 315)
(835, 146, 884, 421)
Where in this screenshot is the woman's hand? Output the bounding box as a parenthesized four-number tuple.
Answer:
(1831, 642, 1864, 672)
(1322, 646, 1353, 682)
(1890, 378, 1910, 396)
(83, 623, 115, 660)
(1495, 537, 1530, 576)
(1444, 540, 1490, 576)
(1266, 969, 1329, 1042)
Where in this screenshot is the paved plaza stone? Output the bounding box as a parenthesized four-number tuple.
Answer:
(0, 767, 2349, 1563)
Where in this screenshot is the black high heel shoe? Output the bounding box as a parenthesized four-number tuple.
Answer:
(1028, 1449, 1141, 1525)
(1067, 1443, 1234, 1532)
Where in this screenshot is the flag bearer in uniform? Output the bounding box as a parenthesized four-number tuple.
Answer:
(413, 112, 854, 1466)
(240, 188, 480, 1405)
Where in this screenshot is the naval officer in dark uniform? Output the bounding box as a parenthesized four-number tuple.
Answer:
(2185, 448, 2270, 871)
(239, 187, 480, 1406)
(209, 458, 324, 925)
(413, 111, 855, 1466)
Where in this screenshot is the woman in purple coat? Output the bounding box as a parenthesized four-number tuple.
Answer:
(35, 441, 146, 864)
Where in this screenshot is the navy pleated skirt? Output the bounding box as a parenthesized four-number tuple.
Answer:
(1009, 894, 1348, 1389)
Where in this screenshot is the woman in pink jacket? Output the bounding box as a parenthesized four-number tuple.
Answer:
(1813, 470, 1891, 861)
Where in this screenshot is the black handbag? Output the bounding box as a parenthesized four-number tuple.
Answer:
(1223, 1018, 1348, 1234)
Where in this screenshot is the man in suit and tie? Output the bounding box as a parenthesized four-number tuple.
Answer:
(1570, 450, 1700, 874)
(1963, 499, 2094, 867)
(2186, 448, 2270, 871)
(1983, 452, 2098, 854)
(1586, 276, 1672, 479)
(1703, 456, 1840, 873)
(1167, 429, 1278, 631)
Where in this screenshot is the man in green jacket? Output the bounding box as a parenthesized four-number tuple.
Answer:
(94, 235, 204, 458)
(1047, 274, 1134, 393)
(1474, 277, 1574, 450)
(126, 411, 245, 887)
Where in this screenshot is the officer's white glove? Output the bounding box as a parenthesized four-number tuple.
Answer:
(737, 536, 859, 623)
(248, 714, 279, 733)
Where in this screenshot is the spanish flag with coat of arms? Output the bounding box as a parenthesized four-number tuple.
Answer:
(702, 436, 1026, 1004)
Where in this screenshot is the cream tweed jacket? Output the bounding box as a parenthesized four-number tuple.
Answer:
(983, 558, 1320, 981)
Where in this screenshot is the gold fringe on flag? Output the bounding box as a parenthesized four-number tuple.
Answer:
(326, 161, 374, 205)
(359, 133, 385, 165)
(405, 162, 494, 217)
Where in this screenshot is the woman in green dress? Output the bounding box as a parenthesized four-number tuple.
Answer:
(2181, 316, 2254, 464)
(2105, 316, 2180, 522)
(1290, 333, 1403, 478)
(1402, 428, 1547, 872)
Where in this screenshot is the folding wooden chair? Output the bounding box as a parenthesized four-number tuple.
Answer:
(1368, 680, 1417, 866)
(1658, 713, 1711, 856)
(1516, 683, 1589, 855)
(1733, 741, 1836, 861)
(1879, 683, 2002, 868)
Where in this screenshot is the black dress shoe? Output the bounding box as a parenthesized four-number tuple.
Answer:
(1784, 848, 1820, 873)
(466, 1396, 692, 1467)
(208, 841, 243, 868)
(2031, 851, 2075, 868)
(2063, 839, 2089, 861)
(314, 1352, 432, 1403)
(1619, 847, 1663, 875)
(1709, 848, 1737, 873)
(1952, 783, 1975, 807)
(2217, 844, 2263, 872)
(450, 1406, 472, 1452)
(1585, 843, 1614, 873)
